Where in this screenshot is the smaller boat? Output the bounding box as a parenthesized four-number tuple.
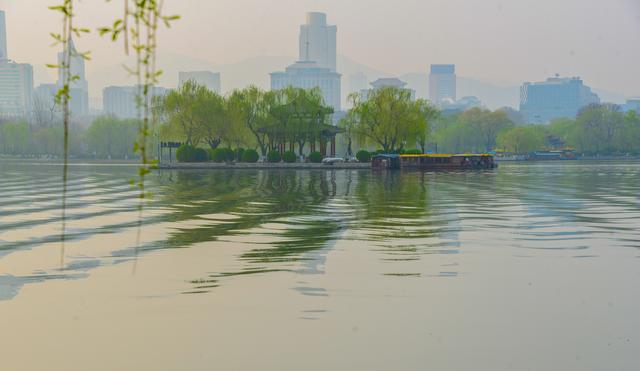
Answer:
(371, 154, 497, 170)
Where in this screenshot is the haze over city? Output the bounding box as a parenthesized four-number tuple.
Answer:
(2, 2, 640, 371)
(1, 0, 639, 107)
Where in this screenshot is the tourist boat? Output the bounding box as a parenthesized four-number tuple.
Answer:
(371, 154, 498, 170)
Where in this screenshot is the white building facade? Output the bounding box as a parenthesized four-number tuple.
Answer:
(0, 60, 33, 118)
(429, 64, 456, 105)
(103, 85, 169, 119)
(0, 11, 33, 118)
(178, 71, 221, 94)
(520, 76, 600, 124)
(0, 10, 7, 60)
(271, 61, 341, 111)
(299, 12, 337, 72)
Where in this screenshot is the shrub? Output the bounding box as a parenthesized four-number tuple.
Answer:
(282, 151, 297, 163)
(176, 144, 207, 163)
(194, 148, 208, 162)
(234, 148, 245, 162)
(404, 149, 422, 155)
(209, 148, 235, 162)
(308, 151, 322, 163)
(207, 148, 219, 162)
(241, 149, 259, 163)
(267, 151, 282, 163)
(222, 148, 235, 162)
(356, 150, 371, 163)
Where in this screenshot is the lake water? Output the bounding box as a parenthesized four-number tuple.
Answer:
(0, 160, 638, 371)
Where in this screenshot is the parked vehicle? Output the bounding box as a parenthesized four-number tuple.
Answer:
(322, 157, 345, 165)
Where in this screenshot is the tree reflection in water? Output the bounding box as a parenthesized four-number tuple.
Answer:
(161, 169, 457, 294)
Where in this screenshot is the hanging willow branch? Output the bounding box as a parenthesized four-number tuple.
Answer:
(99, 0, 180, 199)
(48, 0, 90, 269)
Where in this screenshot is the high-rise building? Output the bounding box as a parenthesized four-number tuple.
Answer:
(0, 11, 33, 118)
(271, 61, 341, 111)
(57, 38, 89, 116)
(360, 78, 416, 101)
(103, 85, 169, 119)
(34, 84, 59, 109)
(271, 13, 341, 111)
(520, 76, 600, 124)
(178, 71, 221, 94)
(429, 64, 456, 105)
(623, 98, 640, 113)
(299, 12, 337, 72)
(0, 60, 34, 118)
(0, 10, 8, 60)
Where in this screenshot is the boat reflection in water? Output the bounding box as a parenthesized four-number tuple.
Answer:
(372, 153, 498, 170)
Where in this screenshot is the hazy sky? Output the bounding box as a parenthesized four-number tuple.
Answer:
(1, 0, 639, 99)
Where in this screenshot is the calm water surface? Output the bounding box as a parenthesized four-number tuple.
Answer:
(0, 160, 639, 371)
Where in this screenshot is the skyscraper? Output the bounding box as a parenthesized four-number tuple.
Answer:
(271, 13, 342, 111)
(299, 12, 337, 72)
(271, 61, 341, 111)
(179, 71, 221, 93)
(0, 60, 34, 117)
(520, 76, 600, 124)
(0, 10, 7, 60)
(0, 10, 33, 118)
(429, 64, 456, 105)
(103, 85, 169, 119)
(57, 38, 89, 116)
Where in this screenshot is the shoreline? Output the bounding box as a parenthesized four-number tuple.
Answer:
(157, 162, 370, 170)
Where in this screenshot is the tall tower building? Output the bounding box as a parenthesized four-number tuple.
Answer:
(429, 64, 457, 105)
(0, 10, 7, 60)
(57, 38, 89, 116)
(0, 10, 34, 118)
(299, 12, 337, 72)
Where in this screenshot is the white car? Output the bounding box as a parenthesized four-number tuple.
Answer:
(322, 157, 345, 165)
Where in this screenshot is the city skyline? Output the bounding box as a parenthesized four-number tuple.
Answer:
(0, 0, 637, 104)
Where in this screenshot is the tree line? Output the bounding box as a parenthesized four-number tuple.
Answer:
(2, 85, 639, 159)
(0, 117, 139, 159)
(157, 81, 334, 158)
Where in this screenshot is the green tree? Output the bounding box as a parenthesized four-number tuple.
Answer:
(157, 80, 206, 146)
(86, 116, 138, 158)
(348, 87, 429, 153)
(0, 121, 30, 155)
(497, 126, 547, 154)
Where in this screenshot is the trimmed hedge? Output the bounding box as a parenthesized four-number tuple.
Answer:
(267, 151, 282, 163)
(356, 150, 371, 163)
(308, 151, 322, 163)
(209, 147, 234, 163)
(176, 144, 208, 163)
(234, 148, 245, 162)
(241, 149, 259, 163)
(282, 151, 297, 163)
